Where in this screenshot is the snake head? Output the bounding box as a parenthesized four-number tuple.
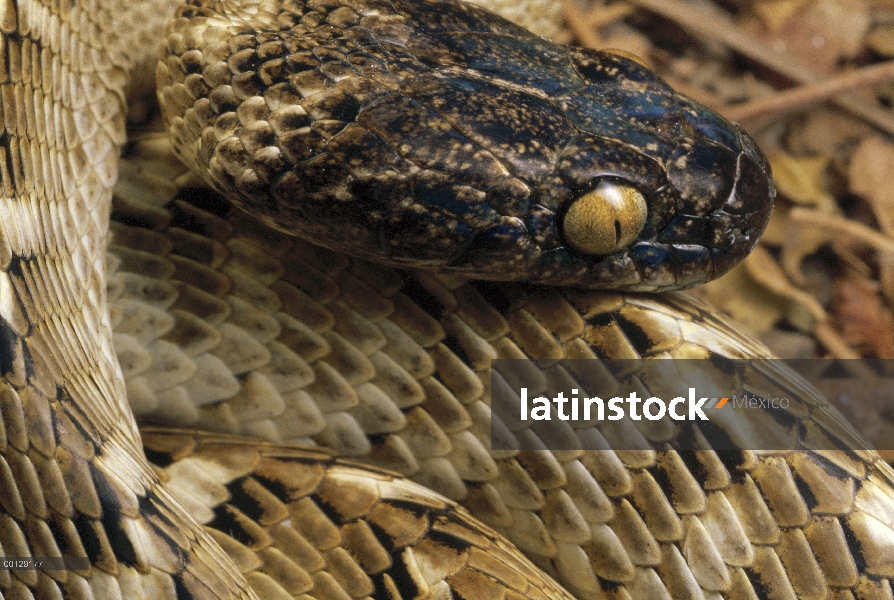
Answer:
(158, 0, 773, 292)
(502, 48, 776, 291)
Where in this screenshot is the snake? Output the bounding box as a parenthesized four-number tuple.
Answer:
(2, 0, 894, 598)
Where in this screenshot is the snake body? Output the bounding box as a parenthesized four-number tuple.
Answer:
(1, 0, 894, 599)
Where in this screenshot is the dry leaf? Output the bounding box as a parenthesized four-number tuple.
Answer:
(785, 107, 872, 158)
(866, 24, 894, 57)
(744, 245, 827, 330)
(750, 0, 813, 33)
(779, 216, 833, 286)
(832, 274, 894, 357)
(848, 135, 894, 236)
(697, 261, 789, 334)
(747, 0, 871, 71)
(768, 152, 837, 211)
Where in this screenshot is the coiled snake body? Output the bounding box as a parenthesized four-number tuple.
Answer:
(1, 0, 894, 599)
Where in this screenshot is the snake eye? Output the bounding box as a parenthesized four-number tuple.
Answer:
(562, 180, 648, 255)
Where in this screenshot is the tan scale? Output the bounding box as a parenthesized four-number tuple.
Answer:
(1, 0, 894, 599)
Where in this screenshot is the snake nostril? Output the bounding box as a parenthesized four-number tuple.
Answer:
(561, 180, 647, 255)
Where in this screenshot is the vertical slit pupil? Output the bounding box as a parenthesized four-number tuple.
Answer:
(614, 220, 621, 243)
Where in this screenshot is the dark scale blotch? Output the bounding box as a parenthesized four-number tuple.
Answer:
(526, 204, 561, 250)
(277, 127, 327, 163)
(675, 95, 740, 152)
(403, 74, 576, 183)
(630, 242, 675, 287)
(380, 203, 475, 262)
(327, 123, 405, 174)
(286, 51, 322, 73)
(313, 119, 350, 138)
(71, 514, 107, 566)
(138, 497, 188, 563)
(143, 447, 176, 468)
(257, 40, 289, 62)
(639, 185, 679, 241)
(269, 104, 313, 134)
(408, 33, 581, 95)
(99, 510, 140, 567)
(238, 123, 277, 155)
(350, 174, 413, 218)
(667, 141, 738, 215)
(208, 86, 240, 114)
(251, 472, 292, 502)
(228, 32, 257, 54)
(179, 50, 203, 75)
(569, 47, 666, 87)
(440, 335, 472, 371)
(301, 87, 362, 121)
(612, 312, 655, 355)
(554, 135, 663, 197)
(562, 87, 682, 159)
(207, 505, 258, 547)
(0, 318, 19, 378)
(658, 215, 710, 246)
(485, 177, 530, 217)
(89, 461, 131, 514)
(789, 465, 828, 513)
(259, 58, 288, 86)
(454, 216, 539, 274)
(293, 153, 351, 196)
(228, 48, 262, 75)
(370, 550, 428, 600)
(359, 95, 505, 190)
(672, 245, 714, 288)
(225, 478, 270, 523)
(688, 418, 740, 452)
(837, 518, 869, 576)
(414, 176, 497, 229)
(313, 45, 347, 62)
(276, 9, 304, 27)
(232, 71, 262, 98)
(45, 512, 86, 559)
(469, 280, 518, 315)
(400, 275, 448, 319)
